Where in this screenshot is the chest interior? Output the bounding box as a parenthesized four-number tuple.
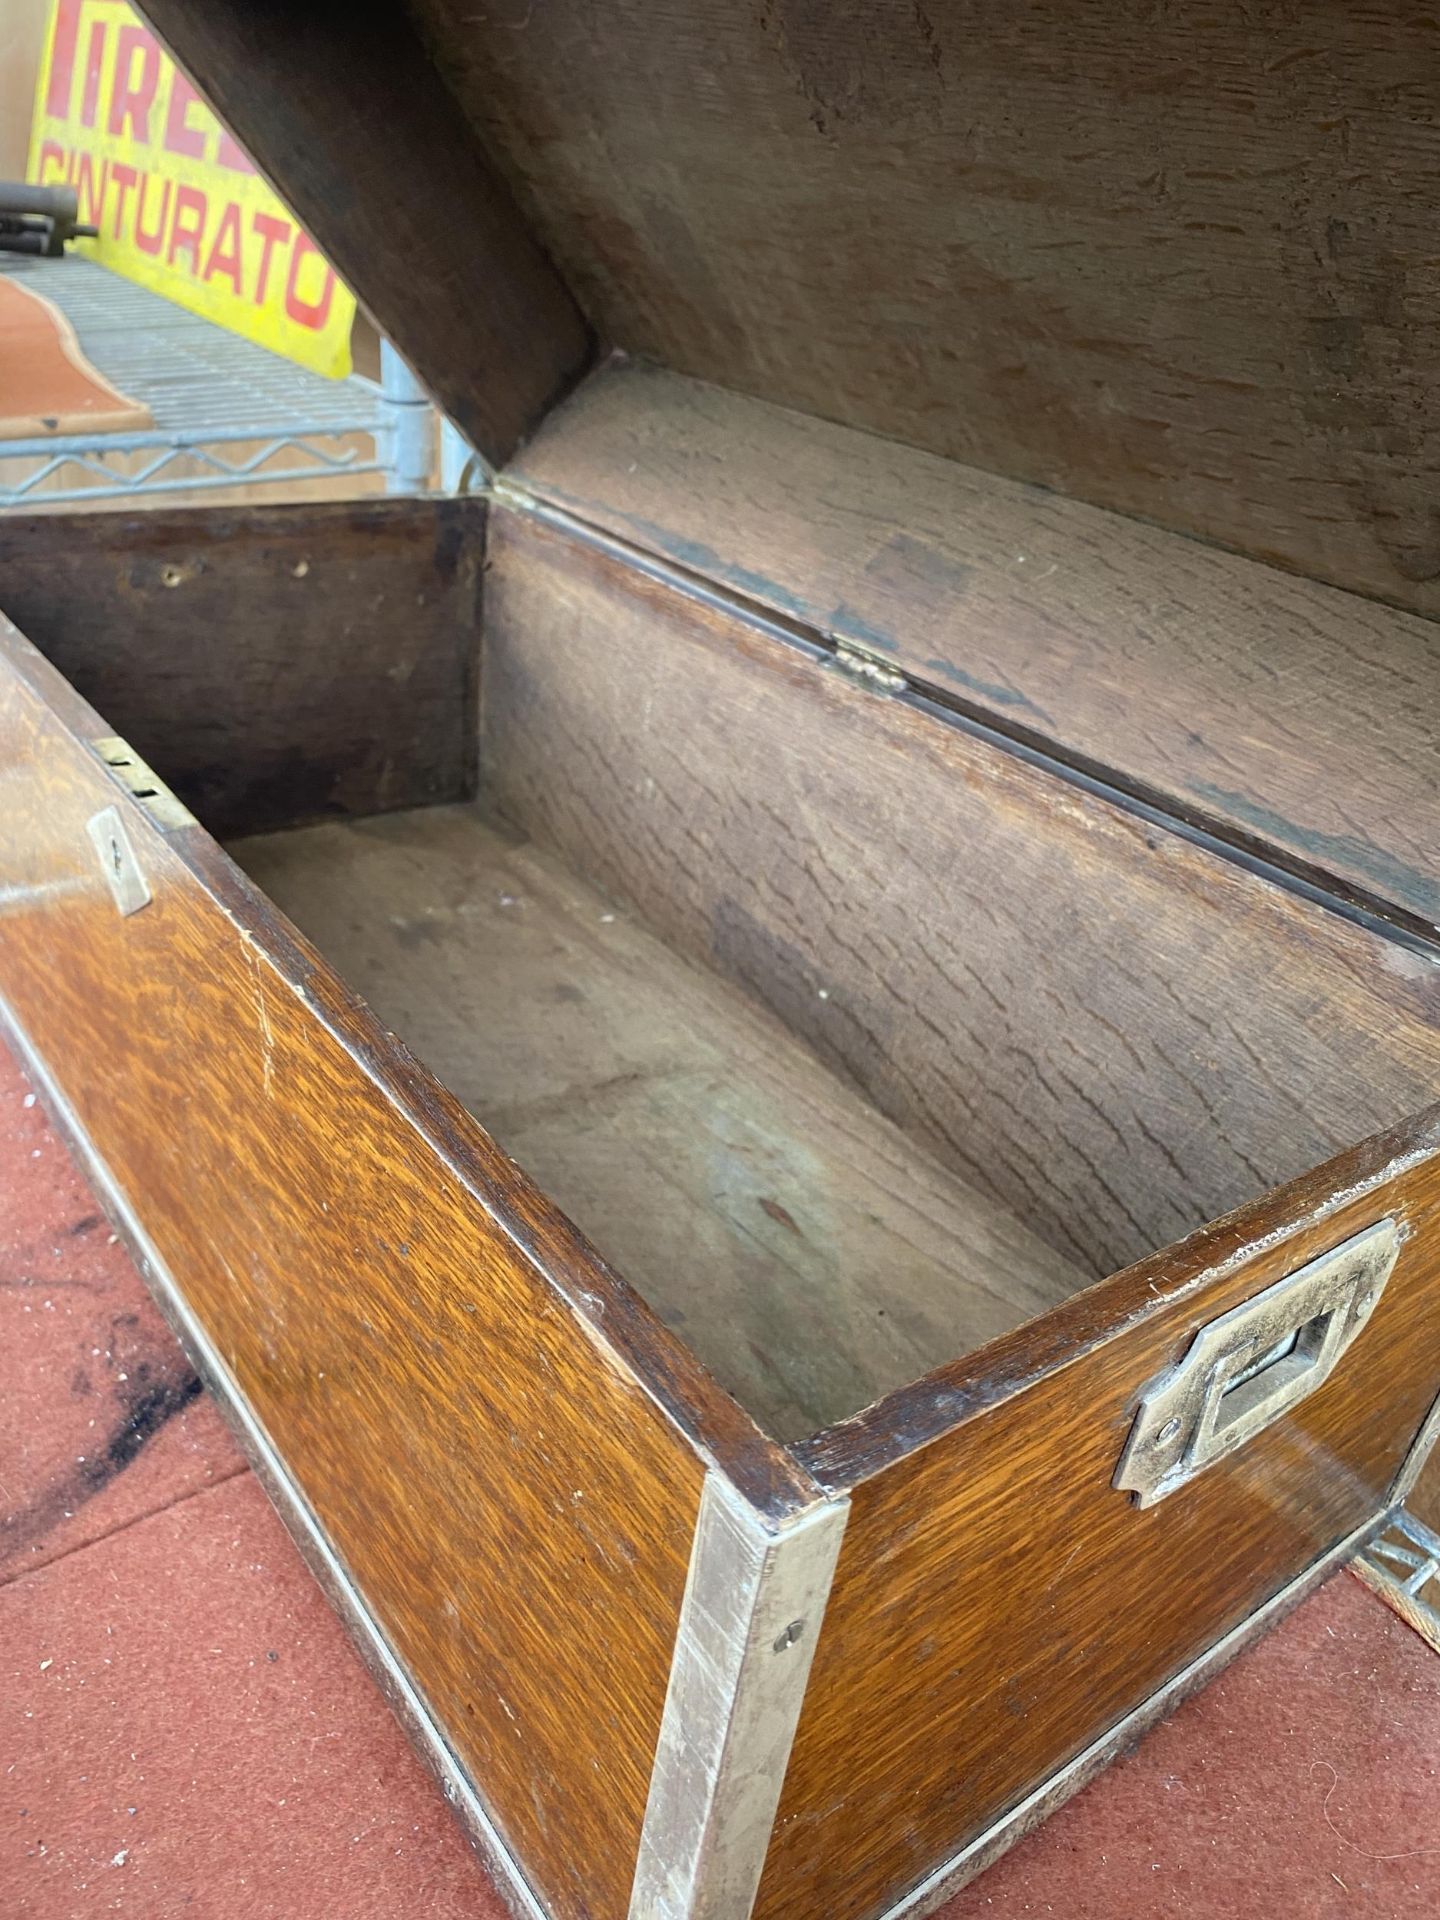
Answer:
(20, 0, 1440, 1452)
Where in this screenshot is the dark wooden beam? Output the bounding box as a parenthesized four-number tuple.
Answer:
(0, 496, 485, 836)
(413, 0, 1440, 614)
(137, 0, 593, 466)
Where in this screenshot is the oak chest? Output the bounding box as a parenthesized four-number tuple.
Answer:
(2, 7, 1438, 1920)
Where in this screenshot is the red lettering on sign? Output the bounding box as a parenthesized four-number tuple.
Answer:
(108, 162, 139, 242)
(285, 232, 337, 330)
(72, 150, 109, 227)
(215, 126, 256, 176)
(35, 140, 66, 184)
(108, 25, 162, 143)
(135, 173, 171, 256)
(44, 0, 84, 118)
(166, 183, 208, 271)
(203, 201, 244, 293)
(251, 211, 291, 304)
(80, 18, 105, 128)
(162, 70, 208, 160)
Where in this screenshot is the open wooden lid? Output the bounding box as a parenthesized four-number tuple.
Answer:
(138, 1, 1437, 625)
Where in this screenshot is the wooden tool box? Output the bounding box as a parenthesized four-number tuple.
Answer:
(1, 7, 1437, 1920)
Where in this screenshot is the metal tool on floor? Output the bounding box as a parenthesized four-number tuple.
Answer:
(0, 183, 97, 258)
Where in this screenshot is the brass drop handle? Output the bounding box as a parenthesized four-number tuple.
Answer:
(1114, 1218, 1400, 1506)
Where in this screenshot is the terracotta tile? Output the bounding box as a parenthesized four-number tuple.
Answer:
(0, 278, 151, 438)
(2, 1035, 1438, 1920)
(937, 1571, 1440, 1919)
(0, 1048, 243, 1588)
(0, 1472, 502, 1920)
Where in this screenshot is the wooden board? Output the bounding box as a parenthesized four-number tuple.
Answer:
(407, 0, 1440, 615)
(760, 1119, 1440, 1920)
(137, 0, 592, 466)
(1406, 1442, 1440, 1541)
(0, 498, 483, 837)
(0, 275, 150, 437)
(481, 505, 1440, 1287)
(512, 364, 1440, 937)
(0, 620, 815, 1920)
(233, 804, 1085, 1440)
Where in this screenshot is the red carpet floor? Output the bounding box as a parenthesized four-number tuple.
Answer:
(2, 1038, 1437, 1920)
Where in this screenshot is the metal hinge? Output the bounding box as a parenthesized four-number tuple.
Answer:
(832, 642, 907, 695)
(90, 736, 195, 831)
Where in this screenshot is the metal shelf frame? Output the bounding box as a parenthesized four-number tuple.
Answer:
(0, 255, 434, 507)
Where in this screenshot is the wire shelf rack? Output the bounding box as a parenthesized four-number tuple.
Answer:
(0, 254, 429, 507)
(1353, 1507, 1440, 1655)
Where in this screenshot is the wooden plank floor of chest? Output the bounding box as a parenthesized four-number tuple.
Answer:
(1, 7, 1438, 1920)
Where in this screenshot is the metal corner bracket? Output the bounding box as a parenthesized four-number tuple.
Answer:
(629, 1471, 849, 1920)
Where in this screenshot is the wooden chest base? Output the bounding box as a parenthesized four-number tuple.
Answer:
(0, 477, 1437, 1920)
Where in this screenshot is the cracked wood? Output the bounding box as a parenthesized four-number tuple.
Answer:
(480, 506, 1440, 1291)
(512, 363, 1440, 935)
(413, 0, 1440, 612)
(231, 804, 1083, 1440)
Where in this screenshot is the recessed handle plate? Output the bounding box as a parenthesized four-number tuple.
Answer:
(1115, 1218, 1401, 1507)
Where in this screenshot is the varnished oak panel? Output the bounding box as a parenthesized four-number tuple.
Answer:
(0, 623, 812, 1920)
(481, 507, 1440, 1285)
(0, 498, 484, 837)
(759, 1122, 1440, 1920)
(136, 0, 592, 466)
(414, 0, 1440, 612)
(1406, 1442, 1440, 1540)
(512, 365, 1440, 935)
(232, 804, 1083, 1439)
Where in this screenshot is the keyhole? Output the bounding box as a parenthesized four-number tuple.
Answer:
(110, 837, 123, 877)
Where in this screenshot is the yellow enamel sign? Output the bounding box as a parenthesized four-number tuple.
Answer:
(27, 0, 355, 378)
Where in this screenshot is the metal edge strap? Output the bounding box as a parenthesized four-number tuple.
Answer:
(629, 1472, 849, 1920)
(875, 1508, 1389, 1920)
(1391, 1386, 1440, 1507)
(0, 996, 551, 1920)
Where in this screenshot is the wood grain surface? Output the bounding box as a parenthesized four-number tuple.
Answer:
(512, 364, 1440, 935)
(0, 498, 484, 837)
(481, 506, 1440, 1289)
(233, 804, 1083, 1439)
(758, 1119, 1440, 1920)
(1405, 1438, 1440, 1539)
(136, 0, 592, 466)
(412, 0, 1440, 613)
(0, 622, 815, 1920)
